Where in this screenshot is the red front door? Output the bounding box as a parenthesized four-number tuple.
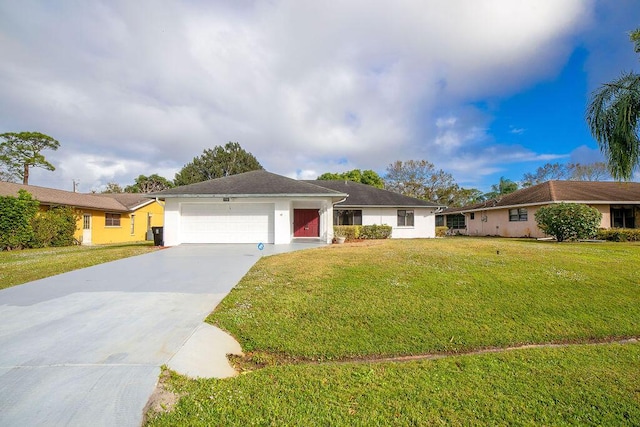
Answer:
(293, 209, 320, 237)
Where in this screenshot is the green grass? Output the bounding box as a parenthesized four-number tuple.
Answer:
(0, 242, 159, 289)
(145, 238, 640, 425)
(147, 342, 640, 426)
(208, 238, 640, 360)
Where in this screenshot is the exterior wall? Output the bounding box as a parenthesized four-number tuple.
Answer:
(77, 201, 164, 245)
(465, 203, 613, 238)
(163, 197, 336, 246)
(360, 207, 436, 238)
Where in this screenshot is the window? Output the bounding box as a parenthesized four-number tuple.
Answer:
(397, 210, 414, 227)
(83, 214, 91, 230)
(105, 213, 121, 227)
(611, 206, 635, 228)
(435, 215, 444, 227)
(333, 210, 362, 225)
(509, 208, 528, 222)
(130, 214, 135, 235)
(470, 212, 475, 220)
(446, 214, 465, 229)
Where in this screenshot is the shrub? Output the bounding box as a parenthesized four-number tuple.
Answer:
(0, 190, 39, 250)
(435, 226, 448, 237)
(31, 206, 80, 248)
(596, 228, 640, 242)
(359, 224, 392, 239)
(535, 203, 602, 242)
(334, 225, 361, 240)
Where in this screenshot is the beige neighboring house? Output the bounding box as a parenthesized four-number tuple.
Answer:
(438, 180, 640, 238)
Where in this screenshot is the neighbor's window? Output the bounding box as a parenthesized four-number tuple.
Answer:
(333, 210, 362, 225)
(509, 208, 528, 222)
(446, 213, 465, 229)
(470, 212, 475, 220)
(105, 213, 121, 227)
(611, 206, 635, 228)
(435, 215, 444, 227)
(397, 210, 414, 227)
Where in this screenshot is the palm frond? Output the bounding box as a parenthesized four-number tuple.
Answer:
(586, 71, 640, 180)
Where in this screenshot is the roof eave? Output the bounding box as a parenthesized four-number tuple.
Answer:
(150, 192, 348, 199)
(457, 199, 640, 213)
(336, 204, 441, 208)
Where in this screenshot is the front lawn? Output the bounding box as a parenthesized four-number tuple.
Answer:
(0, 242, 159, 290)
(146, 238, 640, 425)
(209, 238, 640, 360)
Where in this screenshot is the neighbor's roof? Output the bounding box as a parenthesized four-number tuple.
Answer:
(0, 181, 154, 212)
(444, 180, 640, 214)
(92, 193, 157, 210)
(150, 170, 348, 198)
(305, 180, 444, 208)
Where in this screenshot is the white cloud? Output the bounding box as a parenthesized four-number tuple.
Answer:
(0, 0, 595, 190)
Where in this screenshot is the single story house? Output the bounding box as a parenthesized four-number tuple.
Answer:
(305, 180, 443, 239)
(440, 180, 640, 238)
(150, 170, 443, 246)
(0, 181, 164, 244)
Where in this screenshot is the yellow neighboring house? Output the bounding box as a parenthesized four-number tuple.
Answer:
(0, 181, 164, 245)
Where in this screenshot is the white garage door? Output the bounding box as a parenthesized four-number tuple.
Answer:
(180, 203, 274, 243)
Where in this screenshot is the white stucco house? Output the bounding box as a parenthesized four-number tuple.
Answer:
(306, 179, 443, 239)
(151, 170, 442, 246)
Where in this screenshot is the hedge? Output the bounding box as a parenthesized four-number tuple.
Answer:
(30, 206, 80, 248)
(334, 225, 361, 240)
(334, 224, 392, 240)
(435, 226, 448, 237)
(0, 190, 39, 250)
(359, 224, 392, 239)
(596, 228, 640, 242)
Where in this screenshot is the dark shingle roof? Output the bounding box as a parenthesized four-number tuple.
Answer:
(151, 170, 347, 198)
(305, 180, 443, 208)
(0, 181, 152, 212)
(445, 180, 640, 213)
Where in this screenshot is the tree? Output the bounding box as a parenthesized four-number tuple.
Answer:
(174, 142, 263, 186)
(535, 203, 602, 242)
(317, 169, 384, 188)
(384, 160, 457, 202)
(522, 163, 567, 187)
(484, 177, 518, 200)
(521, 162, 610, 186)
(566, 162, 609, 181)
(586, 28, 640, 180)
(102, 182, 124, 194)
(446, 187, 485, 207)
(0, 132, 60, 185)
(125, 174, 173, 193)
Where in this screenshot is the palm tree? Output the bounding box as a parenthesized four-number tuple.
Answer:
(586, 29, 640, 180)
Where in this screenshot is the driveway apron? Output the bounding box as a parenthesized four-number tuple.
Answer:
(0, 243, 322, 426)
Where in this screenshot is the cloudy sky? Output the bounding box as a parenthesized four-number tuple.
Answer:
(1, 1, 638, 192)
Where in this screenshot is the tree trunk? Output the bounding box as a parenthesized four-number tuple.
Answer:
(23, 163, 29, 185)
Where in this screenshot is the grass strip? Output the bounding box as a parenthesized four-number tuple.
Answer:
(146, 342, 640, 426)
(0, 242, 159, 289)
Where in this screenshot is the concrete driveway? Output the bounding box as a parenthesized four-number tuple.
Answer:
(0, 243, 323, 426)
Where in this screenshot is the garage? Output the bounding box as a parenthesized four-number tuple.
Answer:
(180, 203, 274, 243)
(153, 171, 348, 245)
